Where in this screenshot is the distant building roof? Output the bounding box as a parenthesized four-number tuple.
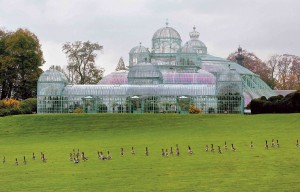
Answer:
(273, 90, 296, 96)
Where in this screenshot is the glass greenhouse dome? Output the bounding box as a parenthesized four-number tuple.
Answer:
(129, 43, 150, 66)
(37, 23, 275, 114)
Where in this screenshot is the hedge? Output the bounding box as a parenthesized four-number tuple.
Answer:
(250, 90, 300, 114)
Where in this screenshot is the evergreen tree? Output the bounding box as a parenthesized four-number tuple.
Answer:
(115, 57, 126, 71)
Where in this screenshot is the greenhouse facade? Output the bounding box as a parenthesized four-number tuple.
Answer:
(37, 23, 275, 114)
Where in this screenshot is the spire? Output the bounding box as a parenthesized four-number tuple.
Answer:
(235, 46, 244, 66)
(189, 26, 200, 40)
(166, 18, 169, 27)
(238, 45, 242, 54)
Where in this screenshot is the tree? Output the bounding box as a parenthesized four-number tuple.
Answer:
(0, 28, 44, 99)
(227, 49, 273, 88)
(266, 55, 279, 89)
(0, 28, 10, 99)
(115, 57, 126, 71)
(266, 54, 300, 90)
(62, 41, 104, 84)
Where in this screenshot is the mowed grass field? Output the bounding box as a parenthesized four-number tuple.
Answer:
(0, 114, 299, 192)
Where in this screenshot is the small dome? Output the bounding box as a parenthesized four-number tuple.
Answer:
(38, 69, 68, 83)
(129, 43, 150, 54)
(37, 69, 68, 96)
(186, 40, 207, 50)
(129, 43, 151, 66)
(99, 70, 128, 85)
(152, 23, 181, 40)
(185, 27, 207, 55)
(179, 43, 197, 53)
(128, 62, 163, 85)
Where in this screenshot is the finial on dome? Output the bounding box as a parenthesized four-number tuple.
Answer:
(238, 45, 243, 54)
(236, 46, 244, 66)
(189, 26, 200, 40)
(166, 18, 169, 27)
(139, 42, 142, 47)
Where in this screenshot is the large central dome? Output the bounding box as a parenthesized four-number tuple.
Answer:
(152, 26, 181, 40)
(151, 22, 182, 65)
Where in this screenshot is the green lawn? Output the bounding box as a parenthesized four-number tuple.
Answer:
(0, 114, 299, 191)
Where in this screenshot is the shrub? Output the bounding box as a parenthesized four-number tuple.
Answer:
(0, 108, 22, 117)
(0, 100, 5, 109)
(20, 98, 37, 114)
(250, 90, 300, 114)
(189, 104, 201, 114)
(2, 98, 21, 109)
(74, 107, 84, 113)
(250, 98, 265, 114)
(9, 108, 21, 115)
(268, 95, 284, 102)
(0, 109, 10, 117)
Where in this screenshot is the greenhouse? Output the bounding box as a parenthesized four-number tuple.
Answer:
(37, 23, 275, 114)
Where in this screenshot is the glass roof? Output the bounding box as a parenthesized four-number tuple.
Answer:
(162, 70, 215, 84)
(98, 70, 215, 85)
(63, 84, 216, 97)
(38, 69, 68, 83)
(128, 62, 162, 79)
(218, 69, 242, 82)
(201, 54, 255, 75)
(129, 44, 150, 54)
(179, 43, 197, 53)
(99, 70, 128, 85)
(152, 24, 181, 40)
(186, 40, 207, 50)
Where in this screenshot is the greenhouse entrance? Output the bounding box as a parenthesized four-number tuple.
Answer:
(177, 96, 191, 114)
(130, 96, 143, 113)
(82, 96, 97, 113)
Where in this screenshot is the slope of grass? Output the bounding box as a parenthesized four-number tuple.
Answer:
(0, 114, 299, 191)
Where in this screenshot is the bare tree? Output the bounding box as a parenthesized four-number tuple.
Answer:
(266, 55, 279, 89)
(291, 56, 300, 89)
(266, 54, 300, 90)
(62, 41, 104, 84)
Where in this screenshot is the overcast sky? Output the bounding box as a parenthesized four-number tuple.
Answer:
(1, 0, 300, 75)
